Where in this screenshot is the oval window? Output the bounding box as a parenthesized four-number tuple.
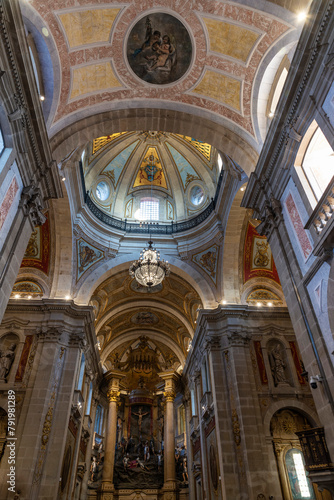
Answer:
(190, 185, 204, 206)
(95, 181, 110, 201)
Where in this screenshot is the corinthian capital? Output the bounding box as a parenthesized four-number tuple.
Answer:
(164, 390, 176, 402)
(107, 389, 120, 403)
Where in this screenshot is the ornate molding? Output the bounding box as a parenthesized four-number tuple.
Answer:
(32, 346, 66, 484)
(19, 185, 46, 227)
(37, 327, 64, 343)
(68, 331, 87, 348)
(0, 1, 61, 200)
(232, 409, 241, 446)
(227, 331, 251, 347)
(205, 335, 221, 351)
(256, 197, 283, 239)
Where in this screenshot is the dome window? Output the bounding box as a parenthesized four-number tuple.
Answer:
(190, 185, 204, 206)
(139, 197, 159, 221)
(95, 181, 110, 201)
(217, 153, 223, 172)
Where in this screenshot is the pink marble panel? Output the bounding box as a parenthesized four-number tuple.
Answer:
(0, 177, 19, 231)
(27, 0, 290, 138)
(285, 193, 313, 260)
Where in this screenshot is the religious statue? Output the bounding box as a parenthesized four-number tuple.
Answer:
(0, 344, 16, 381)
(117, 415, 124, 442)
(90, 457, 98, 481)
(270, 344, 287, 386)
(182, 458, 189, 483)
(132, 407, 149, 434)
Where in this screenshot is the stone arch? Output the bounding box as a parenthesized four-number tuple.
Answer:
(50, 109, 259, 177)
(74, 254, 217, 308)
(96, 301, 194, 339)
(263, 400, 320, 438)
(101, 330, 186, 367)
(48, 193, 74, 300)
(221, 188, 248, 304)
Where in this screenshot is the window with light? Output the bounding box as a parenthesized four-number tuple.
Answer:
(285, 448, 315, 499)
(296, 123, 334, 208)
(138, 197, 159, 221)
(302, 127, 334, 203)
(0, 127, 4, 157)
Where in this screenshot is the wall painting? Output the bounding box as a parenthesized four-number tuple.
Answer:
(77, 239, 104, 281)
(192, 245, 219, 284)
(21, 214, 50, 275)
(244, 222, 280, 285)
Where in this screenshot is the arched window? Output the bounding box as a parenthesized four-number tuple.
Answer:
(86, 382, 93, 415)
(201, 358, 210, 393)
(27, 33, 45, 99)
(76, 353, 85, 391)
(190, 389, 196, 416)
(138, 197, 159, 221)
(94, 404, 103, 434)
(0, 127, 4, 157)
(268, 67, 288, 116)
(178, 405, 185, 435)
(302, 127, 334, 202)
(295, 122, 334, 208)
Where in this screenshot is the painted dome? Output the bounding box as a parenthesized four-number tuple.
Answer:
(82, 131, 222, 222)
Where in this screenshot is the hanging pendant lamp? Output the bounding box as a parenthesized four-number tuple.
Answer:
(129, 240, 170, 288)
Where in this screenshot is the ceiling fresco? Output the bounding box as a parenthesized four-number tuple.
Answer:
(22, 0, 300, 143)
(90, 269, 202, 368)
(83, 130, 219, 221)
(126, 13, 193, 85)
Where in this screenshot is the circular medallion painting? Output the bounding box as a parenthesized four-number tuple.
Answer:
(127, 13, 192, 85)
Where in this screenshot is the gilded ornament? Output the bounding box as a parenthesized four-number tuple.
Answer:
(254, 240, 269, 267)
(232, 409, 241, 446)
(41, 406, 53, 446)
(164, 390, 176, 402)
(24, 229, 39, 257)
(107, 389, 120, 402)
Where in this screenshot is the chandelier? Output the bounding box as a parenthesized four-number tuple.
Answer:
(129, 240, 170, 288)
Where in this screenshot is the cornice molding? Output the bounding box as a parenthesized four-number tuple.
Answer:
(0, 0, 62, 200)
(242, 0, 334, 211)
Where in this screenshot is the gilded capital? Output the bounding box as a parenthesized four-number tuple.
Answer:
(164, 390, 176, 402)
(107, 389, 120, 403)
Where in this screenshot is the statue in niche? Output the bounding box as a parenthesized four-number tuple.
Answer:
(132, 407, 149, 435)
(270, 344, 288, 386)
(90, 456, 98, 481)
(0, 344, 16, 381)
(88, 454, 104, 488)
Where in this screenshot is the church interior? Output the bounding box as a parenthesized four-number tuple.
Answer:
(0, 0, 333, 499)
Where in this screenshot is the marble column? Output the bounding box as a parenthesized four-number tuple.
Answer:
(100, 370, 125, 500)
(159, 370, 180, 499)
